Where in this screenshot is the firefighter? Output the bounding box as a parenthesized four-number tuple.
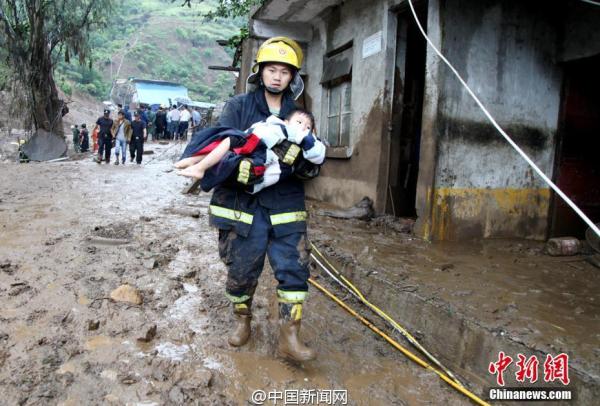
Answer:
(210, 37, 324, 362)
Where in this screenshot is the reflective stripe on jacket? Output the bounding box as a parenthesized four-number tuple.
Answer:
(209, 88, 308, 238)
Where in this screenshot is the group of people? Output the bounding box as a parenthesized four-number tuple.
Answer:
(94, 108, 148, 165)
(70, 124, 90, 153)
(154, 104, 204, 141)
(176, 37, 325, 362)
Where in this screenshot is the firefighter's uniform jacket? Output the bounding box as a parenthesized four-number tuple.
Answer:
(209, 88, 324, 305)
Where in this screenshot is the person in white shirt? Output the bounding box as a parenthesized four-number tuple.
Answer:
(167, 105, 180, 139)
(178, 105, 192, 141)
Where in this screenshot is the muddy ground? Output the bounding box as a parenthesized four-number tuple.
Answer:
(0, 144, 470, 405)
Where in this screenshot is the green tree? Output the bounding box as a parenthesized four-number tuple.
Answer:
(0, 0, 113, 135)
(183, 0, 264, 50)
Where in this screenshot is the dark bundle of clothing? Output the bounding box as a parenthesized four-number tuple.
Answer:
(180, 126, 267, 192)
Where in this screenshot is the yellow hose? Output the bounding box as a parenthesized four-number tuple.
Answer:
(309, 242, 461, 384)
(309, 278, 490, 406)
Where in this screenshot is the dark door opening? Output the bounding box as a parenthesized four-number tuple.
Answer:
(551, 55, 600, 238)
(387, 4, 427, 217)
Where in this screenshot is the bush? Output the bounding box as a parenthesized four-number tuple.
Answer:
(59, 79, 73, 96)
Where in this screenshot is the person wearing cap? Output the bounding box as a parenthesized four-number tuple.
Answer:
(94, 109, 114, 163)
(207, 37, 321, 362)
(111, 110, 133, 165)
(129, 110, 147, 164)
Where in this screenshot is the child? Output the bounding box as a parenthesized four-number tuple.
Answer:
(176, 109, 325, 193)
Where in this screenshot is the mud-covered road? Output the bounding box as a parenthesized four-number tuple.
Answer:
(0, 145, 466, 405)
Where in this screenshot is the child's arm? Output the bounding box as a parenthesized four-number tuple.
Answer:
(299, 133, 326, 165)
(178, 137, 231, 179)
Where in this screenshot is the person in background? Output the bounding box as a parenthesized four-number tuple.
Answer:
(155, 105, 168, 140)
(71, 124, 80, 153)
(139, 105, 149, 126)
(112, 110, 132, 165)
(79, 124, 90, 153)
(129, 111, 147, 164)
(168, 105, 180, 140)
(123, 104, 132, 122)
(178, 104, 191, 140)
(94, 109, 114, 164)
(146, 107, 156, 142)
(191, 106, 202, 131)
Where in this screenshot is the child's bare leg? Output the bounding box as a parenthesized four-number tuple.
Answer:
(177, 138, 231, 179)
(174, 155, 204, 169)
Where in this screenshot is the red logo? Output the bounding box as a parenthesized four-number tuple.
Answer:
(543, 353, 570, 385)
(489, 352, 513, 386)
(516, 354, 539, 383)
(489, 352, 570, 386)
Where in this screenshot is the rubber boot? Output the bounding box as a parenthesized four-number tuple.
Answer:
(228, 302, 252, 347)
(277, 303, 316, 362)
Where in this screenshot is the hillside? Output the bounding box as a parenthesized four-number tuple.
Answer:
(55, 0, 243, 104)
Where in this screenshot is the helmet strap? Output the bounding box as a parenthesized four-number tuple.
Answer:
(265, 86, 284, 95)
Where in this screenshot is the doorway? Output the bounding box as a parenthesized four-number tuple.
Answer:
(387, 3, 427, 217)
(551, 55, 600, 238)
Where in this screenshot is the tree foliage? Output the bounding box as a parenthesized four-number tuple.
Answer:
(179, 0, 264, 49)
(0, 0, 113, 133)
(195, 0, 264, 20)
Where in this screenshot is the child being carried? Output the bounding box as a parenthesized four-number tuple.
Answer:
(176, 109, 325, 193)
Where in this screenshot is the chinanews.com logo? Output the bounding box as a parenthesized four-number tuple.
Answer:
(487, 352, 574, 401)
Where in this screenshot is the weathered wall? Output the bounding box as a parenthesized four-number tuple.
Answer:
(559, 1, 600, 62)
(304, 0, 391, 211)
(415, 0, 563, 240)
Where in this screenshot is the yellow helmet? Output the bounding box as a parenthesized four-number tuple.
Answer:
(252, 37, 304, 72)
(247, 37, 305, 100)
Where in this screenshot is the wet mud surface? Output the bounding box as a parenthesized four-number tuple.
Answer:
(309, 203, 600, 398)
(0, 144, 467, 405)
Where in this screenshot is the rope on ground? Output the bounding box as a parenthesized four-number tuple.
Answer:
(406, 0, 600, 238)
(308, 278, 490, 406)
(310, 241, 461, 385)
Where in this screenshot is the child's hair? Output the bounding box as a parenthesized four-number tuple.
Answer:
(285, 108, 315, 131)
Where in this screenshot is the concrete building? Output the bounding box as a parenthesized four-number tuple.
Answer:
(237, 0, 600, 241)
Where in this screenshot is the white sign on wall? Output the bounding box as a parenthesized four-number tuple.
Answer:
(362, 31, 383, 59)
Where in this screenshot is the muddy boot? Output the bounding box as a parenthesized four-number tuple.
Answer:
(228, 302, 252, 347)
(277, 303, 316, 362)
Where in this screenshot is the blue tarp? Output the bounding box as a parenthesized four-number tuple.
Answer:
(133, 81, 189, 106)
